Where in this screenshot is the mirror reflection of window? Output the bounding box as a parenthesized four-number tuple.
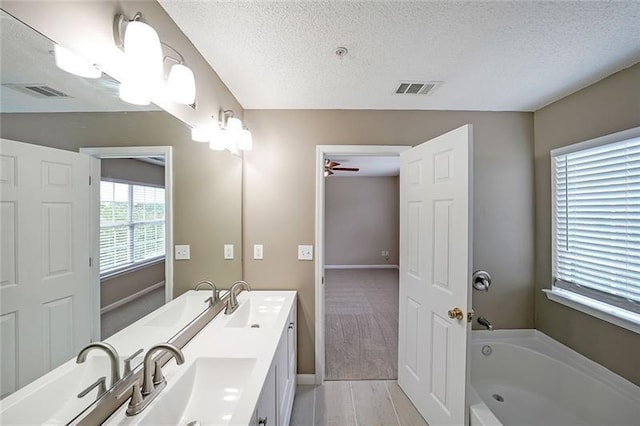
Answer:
(99, 181, 166, 276)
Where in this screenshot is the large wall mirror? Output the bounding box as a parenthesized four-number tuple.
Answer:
(0, 9, 242, 420)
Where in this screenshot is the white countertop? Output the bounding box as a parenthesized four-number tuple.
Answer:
(106, 290, 297, 426)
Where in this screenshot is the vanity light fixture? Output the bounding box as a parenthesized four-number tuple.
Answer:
(162, 44, 196, 105)
(114, 12, 163, 104)
(191, 126, 211, 143)
(53, 45, 102, 79)
(218, 109, 253, 151)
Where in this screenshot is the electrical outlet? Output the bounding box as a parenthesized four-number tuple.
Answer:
(175, 245, 190, 260)
(298, 245, 313, 260)
(254, 244, 264, 260)
(224, 244, 234, 260)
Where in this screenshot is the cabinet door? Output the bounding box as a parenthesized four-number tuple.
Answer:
(276, 328, 288, 425)
(256, 360, 277, 426)
(287, 304, 296, 380)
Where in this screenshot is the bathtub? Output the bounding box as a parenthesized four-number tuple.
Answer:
(469, 330, 640, 426)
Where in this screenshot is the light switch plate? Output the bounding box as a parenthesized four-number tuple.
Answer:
(224, 244, 234, 260)
(253, 244, 264, 260)
(298, 245, 313, 260)
(175, 245, 190, 260)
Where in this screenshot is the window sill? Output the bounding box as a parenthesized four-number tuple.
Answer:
(543, 288, 640, 335)
(100, 257, 165, 281)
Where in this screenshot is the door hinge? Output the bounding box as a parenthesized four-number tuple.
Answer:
(322, 276, 325, 285)
(89, 257, 92, 267)
(89, 175, 92, 185)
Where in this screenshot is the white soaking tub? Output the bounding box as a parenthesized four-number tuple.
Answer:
(469, 330, 640, 426)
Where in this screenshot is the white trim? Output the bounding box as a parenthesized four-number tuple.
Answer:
(543, 288, 640, 335)
(295, 374, 317, 385)
(315, 145, 410, 384)
(550, 126, 640, 157)
(100, 281, 165, 315)
(80, 146, 174, 342)
(324, 264, 399, 270)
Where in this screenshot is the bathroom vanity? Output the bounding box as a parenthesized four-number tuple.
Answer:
(104, 290, 297, 426)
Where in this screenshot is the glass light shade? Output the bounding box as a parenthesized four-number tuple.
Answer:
(209, 136, 226, 151)
(238, 129, 253, 151)
(123, 20, 163, 89)
(168, 63, 196, 105)
(191, 126, 210, 143)
(226, 116, 243, 133)
(119, 83, 150, 105)
(54, 45, 102, 79)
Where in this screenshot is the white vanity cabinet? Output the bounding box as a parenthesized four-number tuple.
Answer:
(253, 301, 297, 426)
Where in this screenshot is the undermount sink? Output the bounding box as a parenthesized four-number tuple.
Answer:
(225, 296, 286, 329)
(135, 357, 257, 425)
(143, 292, 210, 328)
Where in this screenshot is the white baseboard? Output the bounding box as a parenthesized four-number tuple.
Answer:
(101, 281, 165, 314)
(324, 264, 399, 270)
(296, 374, 317, 385)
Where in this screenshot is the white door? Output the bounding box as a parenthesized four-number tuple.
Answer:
(397, 125, 473, 426)
(0, 138, 92, 397)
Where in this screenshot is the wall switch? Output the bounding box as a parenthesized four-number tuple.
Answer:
(224, 244, 234, 260)
(175, 245, 190, 260)
(253, 244, 264, 260)
(298, 245, 313, 261)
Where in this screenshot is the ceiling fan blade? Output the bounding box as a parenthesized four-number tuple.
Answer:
(325, 160, 341, 168)
(324, 169, 334, 176)
(332, 167, 360, 172)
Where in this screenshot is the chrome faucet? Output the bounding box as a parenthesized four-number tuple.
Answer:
(224, 280, 251, 315)
(477, 316, 494, 331)
(125, 343, 185, 416)
(76, 342, 121, 387)
(195, 280, 221, 307)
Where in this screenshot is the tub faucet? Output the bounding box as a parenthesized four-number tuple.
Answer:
(195, 280, 220, 307)
(477, 316, 494, 331)
(76, 342, 121, 387)
(225, 280, 251, 315)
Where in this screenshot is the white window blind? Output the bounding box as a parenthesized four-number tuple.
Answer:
(552, 135, 640, 314)
(100, 181, 165, 275)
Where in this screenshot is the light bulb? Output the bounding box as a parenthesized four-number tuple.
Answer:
(168, 63, 196, 105)
(54, 45, 102, 79)
(119, 83, 150, 105)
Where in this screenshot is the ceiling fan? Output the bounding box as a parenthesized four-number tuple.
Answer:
(324, 160, 360, 176)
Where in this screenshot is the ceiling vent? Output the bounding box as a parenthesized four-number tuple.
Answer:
(394, 81, 442, 95)
(3, 84, 70, 98)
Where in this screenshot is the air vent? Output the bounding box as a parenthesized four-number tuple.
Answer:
(3, 84, 70, 98)
(394, 81, 442, 96)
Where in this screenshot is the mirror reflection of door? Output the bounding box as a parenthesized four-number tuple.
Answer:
(98, 157, 166, 339)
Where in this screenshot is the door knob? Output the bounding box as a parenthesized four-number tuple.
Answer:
(448, 307, 464, 320)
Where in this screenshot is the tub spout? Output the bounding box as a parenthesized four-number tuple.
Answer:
(477, 316, 494, 331)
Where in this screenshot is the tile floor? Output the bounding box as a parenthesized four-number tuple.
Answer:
(290, 381, 429, 426)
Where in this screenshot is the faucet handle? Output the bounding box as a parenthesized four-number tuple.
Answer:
(125, 381, 145, 416)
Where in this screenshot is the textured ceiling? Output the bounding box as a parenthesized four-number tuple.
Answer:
(159, 1, 640, 112)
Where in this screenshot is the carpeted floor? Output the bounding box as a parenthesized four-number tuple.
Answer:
(101, 286, 165, 339)
(325, 268, 399, 380)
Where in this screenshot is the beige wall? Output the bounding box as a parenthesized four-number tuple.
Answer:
(0, 111, 243, 296)
(533, 63, 640, 385)
(325, 176, 399, 266)
(101, 262, 165, 308)
(243, 110, 535, 374)
(101, 158, 164, 187)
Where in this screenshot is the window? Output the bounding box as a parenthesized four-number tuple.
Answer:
(548, 127, 640, 333)
(100, 181, 165, 275)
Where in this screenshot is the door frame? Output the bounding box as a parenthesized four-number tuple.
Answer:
(79, 146, 173, 342)
(314, 144, 410, 384)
